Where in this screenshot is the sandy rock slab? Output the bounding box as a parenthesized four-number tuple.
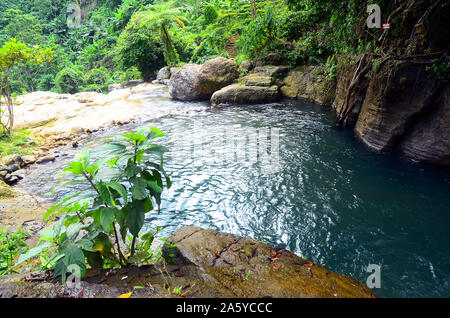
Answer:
(0, 226, 375, 298)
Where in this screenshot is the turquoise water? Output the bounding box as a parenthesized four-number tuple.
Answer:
(20, 89, 450, 297)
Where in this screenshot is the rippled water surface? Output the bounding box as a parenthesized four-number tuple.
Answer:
(19, 87, 450, 297)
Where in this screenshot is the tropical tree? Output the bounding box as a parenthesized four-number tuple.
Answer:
(0, 39, 53, 137)
(137, 1, 186, 66)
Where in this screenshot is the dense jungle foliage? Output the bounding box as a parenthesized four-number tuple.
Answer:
(0, 0, 448, 95)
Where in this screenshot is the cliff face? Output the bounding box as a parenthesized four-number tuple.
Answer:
(354, 60, 442, 154)
(331, 1, 450, 166)
(332, 58, 448, 166)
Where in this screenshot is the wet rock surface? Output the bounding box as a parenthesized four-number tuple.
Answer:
(398, 84, 450, 165)
(193, 57, 240, 98)
(168, 64, 202, 101)
(281, 65, 336, 105)
(355, 61, 442, 153)
(211, 84, 279, 106)
(0, 227, 375, 298)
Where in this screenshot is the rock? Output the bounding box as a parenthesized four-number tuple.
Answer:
(251, 65, 289, 78)
(36, 155, 56, 164)
(10, 170, 25, 179)
(21, 155, 36, 165)
(332, 56, 369, 127)
(240, 60, 253, 72)
(120, 80, 144, 89)
(281, 65, 336, 105)
(0, 186, 47, 231)
(211, 84, 279, 106)
(193, 57, 240, 98)
(0, 154, 24, 168)
(157, 67, 171, 81)
(162, 226, 375, 298)
(355, 60, 442, 153)
(0, 180, 17, 199)
(107, 84, 121, 92)
(241, 73, 273, 87)
(21, 220, 45, 234)
(168, 64, 202, 101)
(398, 85, 450, 165)
(0, 171, 7, 179)
(3, 174, 20, 185)
(0, 227, 375, 298)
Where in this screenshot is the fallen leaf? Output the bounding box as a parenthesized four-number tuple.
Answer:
(117, 292, 133, 298)
(215, 252, 221, 257)
(304, 260, 313, 266)
(272, 264, 278, 270)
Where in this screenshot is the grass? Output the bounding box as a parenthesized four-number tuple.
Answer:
(0, 130, 38, 157)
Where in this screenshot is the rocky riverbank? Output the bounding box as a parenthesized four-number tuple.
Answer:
(157, 52, 449, 168)
(0, 226, 376, 298)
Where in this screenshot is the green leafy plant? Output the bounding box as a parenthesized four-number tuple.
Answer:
(15, 128, 172, 284)
(0, 227, 29, 277)
(0, 38, 53, 137)
(55, 65, 85, 94)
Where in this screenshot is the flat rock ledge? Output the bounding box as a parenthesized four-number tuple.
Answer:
(0, 226, 375, 298)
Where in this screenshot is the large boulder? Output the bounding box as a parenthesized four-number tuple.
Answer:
(281, 65, 336, 105)
(398, 85, 450, 165)
(241, 73, 273, 87)
(156, 67, 171, 81)
(354, 60, 442, 153)
(193, 57, 239, 98)
(168, 64, 202, 101)
(161, 226, 375, 298)
(211, 84, 279, 106)
(251, 65, 289, 78)
(0, 227, 375, 298)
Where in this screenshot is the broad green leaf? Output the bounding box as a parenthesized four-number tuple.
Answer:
(66, 223, 83, 240)
(64, 162, 83, 175)
(62, 244, 87, 278)
(76, 239, 96, 252)
(146, 181, 162, 194)
(85, 251, 104, 269)
(14, 242, 52, 267)
(107, 181, 128, 203)
(100, 207, 115, 232)
(125, 201, 145, 237)
(97, 182, 116, 207)
(131, 177, 148, 200)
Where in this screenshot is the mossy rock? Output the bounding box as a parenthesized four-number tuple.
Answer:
(0, 180, 17, 199)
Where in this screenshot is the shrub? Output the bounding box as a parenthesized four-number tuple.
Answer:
(203, 5, 218, 25)
(82, 67, 111, 93)
(116, 66, 143, 83)
(0, 227, 28, 277)
(115, 16, 165, 80)
(55, 66, 85, 94)
(237, 8, 285, 60)
(15, 128, 173, 283)
(37, 74, 57, 91)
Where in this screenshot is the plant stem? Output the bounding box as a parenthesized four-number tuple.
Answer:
(130, 236, 136, 258)
(82, 171, 126, 265)
(112, 222, 126, 265)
